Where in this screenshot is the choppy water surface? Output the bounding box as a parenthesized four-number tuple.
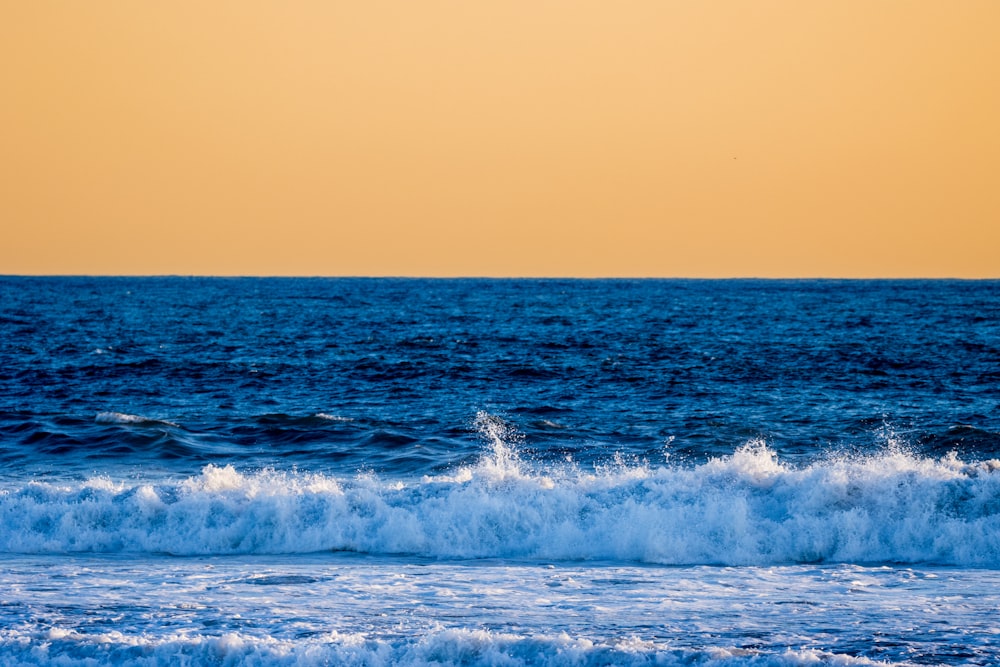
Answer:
(1, 277, 999, 665)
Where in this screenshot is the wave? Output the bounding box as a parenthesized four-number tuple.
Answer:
(0, 410, 481, 476)
(0, 627, 899, 667)
(4, 408, 1000, 480)
(2, 423, 999, 565)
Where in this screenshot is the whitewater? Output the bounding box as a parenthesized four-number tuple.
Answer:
(4, 426, 1000, 566)
(2, 277, 999, 665)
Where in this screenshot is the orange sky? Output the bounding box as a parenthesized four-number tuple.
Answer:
(2, 1, 998, 277)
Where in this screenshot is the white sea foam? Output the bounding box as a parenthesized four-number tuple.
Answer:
(2, 440, 999, 565)
(95, 412, 178, 427)
(313, 413, 353, 422)
(0, 627, 898, 667)
(96, 411, 148, 424)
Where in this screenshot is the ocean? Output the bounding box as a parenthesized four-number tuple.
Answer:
(1, 277, 999, 665)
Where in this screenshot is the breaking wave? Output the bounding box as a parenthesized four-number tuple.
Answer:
(3, 420, 999, 566)
(0, 627, 901, 667)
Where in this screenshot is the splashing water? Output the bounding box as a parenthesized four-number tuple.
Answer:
(473, 411, 523, 475)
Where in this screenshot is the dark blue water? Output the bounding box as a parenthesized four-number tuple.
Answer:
(2, 277, 1000, 666)
(2, 277, 998, 478)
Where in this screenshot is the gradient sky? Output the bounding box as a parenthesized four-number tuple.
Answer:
(2, 1, 998, 277)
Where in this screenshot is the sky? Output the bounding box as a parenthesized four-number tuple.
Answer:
(2, 1, 998, 277)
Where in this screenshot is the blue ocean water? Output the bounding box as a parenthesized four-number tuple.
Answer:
(1, 277, 999, 665)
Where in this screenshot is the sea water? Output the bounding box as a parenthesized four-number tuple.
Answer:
(1, 277, 999, 665)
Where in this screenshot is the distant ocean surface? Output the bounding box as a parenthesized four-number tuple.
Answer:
(2, 277, 999, 666)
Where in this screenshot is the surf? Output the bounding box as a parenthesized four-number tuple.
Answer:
(3, 419, 998, 566)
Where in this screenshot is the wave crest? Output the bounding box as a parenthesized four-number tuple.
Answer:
(95, 412, 179, 428)
(2, 444, 999, 565)
(0, 626, 898, 667)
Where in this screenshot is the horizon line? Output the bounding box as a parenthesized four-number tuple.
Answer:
(2, 274, 997, 281)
